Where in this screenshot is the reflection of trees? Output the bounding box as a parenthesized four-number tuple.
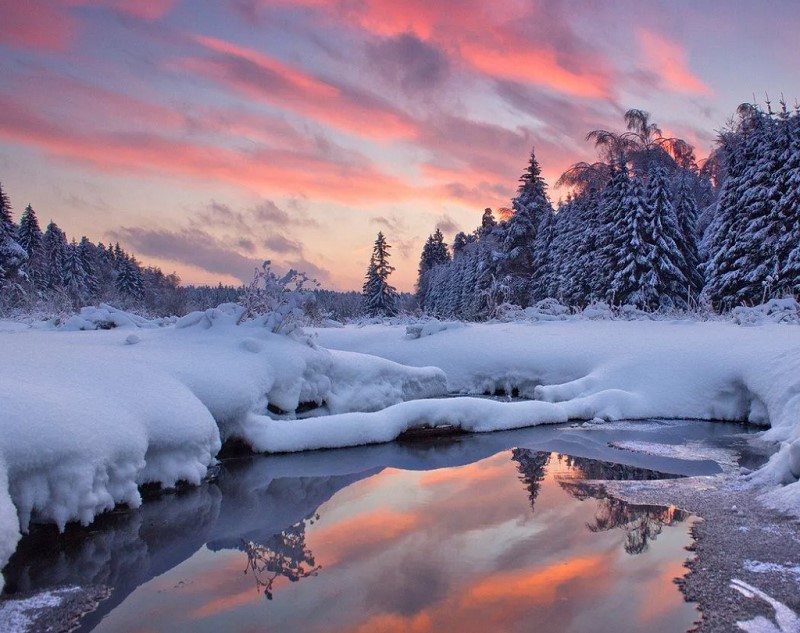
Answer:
(241, 516, 321, 600)
(587, 498, 689, 555)
(510, 449, 551, 510)
(553, 454, 690, 555)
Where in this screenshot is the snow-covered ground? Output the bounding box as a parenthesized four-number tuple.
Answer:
(2, 305, 800, 593)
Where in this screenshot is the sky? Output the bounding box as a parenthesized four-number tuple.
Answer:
(1, 1, 799, 291)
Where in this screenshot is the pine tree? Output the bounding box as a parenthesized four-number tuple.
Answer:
(416, 228, 451, 307)
(501, 147, 553, 305)
(77, 236, 100, 298)
(0, 182, 27, 285)
(115, 255, 144, 301)
(17, 204, 44, 287)
(63, 239, 87, 304)
(362, 232, 399, 317)
(673, 174, 704, 297)
(478, 208, 497, 238)
(646, 165, 691, 307)
(606, 171, 659, 308)
(42, 221, 68, 290)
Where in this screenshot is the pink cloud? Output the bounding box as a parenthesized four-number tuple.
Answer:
(0, 1, 78, 51)
(181, 35, 418, 140)
(638, 30, 713, 96)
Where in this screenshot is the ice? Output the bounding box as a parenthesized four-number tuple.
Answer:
(0, 587, 80, 633)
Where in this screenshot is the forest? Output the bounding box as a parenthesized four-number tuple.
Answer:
(2, 103, 799, 322)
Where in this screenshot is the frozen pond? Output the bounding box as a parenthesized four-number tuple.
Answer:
(2, 420, 766, 632)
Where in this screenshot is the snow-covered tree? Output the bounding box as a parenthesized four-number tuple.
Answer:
(0, 183, 27, 286)
(362, 232, 399, 317)
(606, 169, 659, 308)
(416, 228, 450, 304)
(646, 165, 692, 307)
(500, 147, 553, 305)
(63, 239, 87, 304)
(41, 221, 68, 291)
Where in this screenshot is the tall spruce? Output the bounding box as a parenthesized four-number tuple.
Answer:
(606, 170, 659, 308)
(362, 232, 399, 317)
(0, 182, 27, 284)
(416, 228, 450, 306)
(501, 147, 552, 305)
(646, 165, 692, 307)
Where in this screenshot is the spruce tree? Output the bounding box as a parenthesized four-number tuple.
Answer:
(606, 171, 658, 308)
(501, 147, 553, 305)
(416, 228, 451, 307)
(63, 239, 87, 304)
(647, 165, 691, 307)
(17, 204, 44, 287)
(77, 236, 100, 298)
(0, 182, 27, 285)
(42, 221, 68, 290)
(673, 175, 704, 297)
(362, 232, 399, 317)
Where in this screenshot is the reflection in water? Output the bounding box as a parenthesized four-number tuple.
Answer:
(241, 518, 321, 600)
(2, 432, 706, 633)
(546, 452, 690, 555)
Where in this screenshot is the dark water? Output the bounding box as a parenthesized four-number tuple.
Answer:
(3, 421, 763, 633)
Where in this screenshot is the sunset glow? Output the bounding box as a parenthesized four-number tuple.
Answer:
(1, 0, 797, 290)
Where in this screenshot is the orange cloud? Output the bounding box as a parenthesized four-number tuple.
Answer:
(184, 35, 418, 141)
(310, 508, 421, 565)
(0, 97, 415, 204)
(459, 43, 611, 99)
(638, 30, 713, 96)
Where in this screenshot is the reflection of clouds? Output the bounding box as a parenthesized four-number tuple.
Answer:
(11, 444, 696, 633)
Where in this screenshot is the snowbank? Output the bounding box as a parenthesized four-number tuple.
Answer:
(4, 304, 800, 591)
(0, 306, 446, 590)
(312, 320, 800, 515)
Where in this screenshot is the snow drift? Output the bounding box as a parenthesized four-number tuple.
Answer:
(0, 305, 445, 590)
(3, 307, 800, 591)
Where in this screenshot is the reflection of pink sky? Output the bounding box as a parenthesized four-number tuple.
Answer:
(91, 451, 695, 633)
(1, 1, 796, 290)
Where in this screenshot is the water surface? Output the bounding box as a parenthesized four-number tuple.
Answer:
(4, 420, 762, 632)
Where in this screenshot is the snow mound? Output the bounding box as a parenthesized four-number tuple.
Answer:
(731, 297, 800, 326)
(313, 320, 800, 517)
(405, 320, 466, 339)
(0, 311, 448, 588)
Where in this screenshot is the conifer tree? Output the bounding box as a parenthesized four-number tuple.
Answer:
(606, 171, 659, 308)
(673, 175, 704, 296)
(17, 204, 44, 287)
(416, 228, 450, 305)
(42, 221, 68, 291)
(362, 232, 399, 317)
(77, 236, 100, 298)
(501, 147, 552, 305)
(63, 239, 87, 304)
(647, 165, 691, 307)
(0, 182, 27, 284)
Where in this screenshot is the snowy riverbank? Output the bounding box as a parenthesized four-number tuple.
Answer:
(2, 309, 800, 591)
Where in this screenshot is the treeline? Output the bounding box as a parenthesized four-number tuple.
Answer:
(0, 187, 409, 320)
(417, 105, 800, 318)
(0, 191, 248, 316)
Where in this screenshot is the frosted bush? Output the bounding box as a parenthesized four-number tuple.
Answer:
(238, 261, 320, 334)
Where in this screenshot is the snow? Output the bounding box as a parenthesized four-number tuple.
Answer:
(312, 320, 800, 512)
(0, 587, 80, 633)
(0, 306, 445, 590)
(4, 307, 800, 594)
